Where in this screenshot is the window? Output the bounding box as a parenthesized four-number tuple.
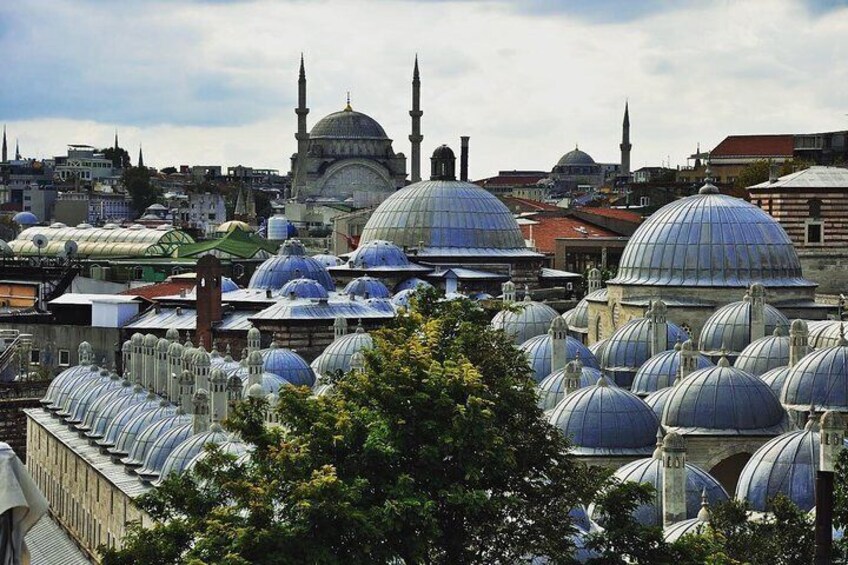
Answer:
(810, 199, 822, 218)
(59, 349, 70, 367)
(806, 222, 823, 245)
(639, 196, 651, 207)
(30, 349, 40, 365)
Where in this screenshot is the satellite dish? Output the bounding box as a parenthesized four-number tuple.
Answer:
(31, 234, 49, 250)
(0, 241, 12, 255)
(64, 240, 78, 256)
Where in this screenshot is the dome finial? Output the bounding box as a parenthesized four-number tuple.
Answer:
(652, 426, 664, 460)
(344, 91, 352, 112)
(698, 155, 720, 194)
(596, 374, 609, 387)
(697, 488, 711, 522)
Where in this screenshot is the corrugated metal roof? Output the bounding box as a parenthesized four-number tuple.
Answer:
(428, 268, 509, 281)
(123, 308, 254, 331)
(49, 293, 142, 306)
(251, 297, 396, 321)
(25, 515, 92, 565)
(749, 166, 848, 189)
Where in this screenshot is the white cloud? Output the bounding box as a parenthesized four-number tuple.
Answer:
(1, 0, 846, 176)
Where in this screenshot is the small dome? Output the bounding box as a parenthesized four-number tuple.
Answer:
(41, 362, 99, 407)
(121, 411, 191, 468)
(98, 392, 162, 449)
(277, 277, 330, 299)
(759, 366, 791, 398)
(491, 300, 559, 345)
(77, 379, 136, 434)
(782, 343, 848, 412)
(12, 211, 38, 225)
(563, 300, 589, 331)
(62, 372, 122, 425)
(310, 109, 388, 139)
(734, 331, 805, 377)
(735, 428, 820, 512)
(391, 288, 417, 308)
(155, 425, 229, 485)
(312, 253, 343, 268)
(109, 402, 176, 459)
(807, 320, 842, 348)
(662, 363, 789, 435)
(185, 435, 249, 472)
(347, 240, 410, 269)
(600, 318, 689, 388)
(557, 148, 596, 167)
(395, 277, 433, 292)
(260, 347, 315, 386)
(631, 347, 714, 396)
(699, 301, 789, 355)
(248, 254, 334, 291)
(278, 239, 306, 256)
(135, 423, 194, 479)
(311, 327, 373, 378)
(343, 276, 390, 299)
(588, 339, 607, 359)
(86, 385, 150, 441)
(548, 379, 659, 456)
(519, 333, 600, 383)
(537, 363, 607, 412)
(599, 456, 728, 526)
(215, 220, 253, 234)
(609, 189, 812, 288)
(644, 387, 674, 420)
(241, 373, 290, 397)
(664, 516, 710, 544)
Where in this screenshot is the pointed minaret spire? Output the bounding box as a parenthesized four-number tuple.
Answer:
(620, 100, 631, 177)
(114, 129, 119, 152)
(293, 53, 310, 199)
(137, 143, 144, 168)
(1, 125, 7, 163)
(14, 139, 21, 161)
(409, 54, 423, 183)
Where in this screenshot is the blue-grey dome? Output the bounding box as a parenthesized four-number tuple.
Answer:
(600, 318, 689, 388)
(760, 366, 791, 398)
(699, 300, 789, 355)
(556, 148, 595, 167)
(248, 243, 334, 291)
(664, 516, 710, 543)
(537, 363, 606, 411)
(12, 211, 38, 225)
(359, 180, 533, 256)
(519, 333, 600, 383)
(185, 435, 249, 472)
(109, 401, 175, 459)
(394, 277, 433, 292)
(76, 379, 135, 432)
(99, 394, 164, 449)
(602, 456, 728, 526)
(121, 411, 191, 468)
(807, 321, 841, 348)
(312, 253, 343, 268)
(135, 423, 193, 480)
(311, 326, 373, 378)
(735, 428, 820, 512)
(491, 299, 559, 345)
(391, 288, 417, 308)
(41, 359, 97, 407)
(609, 190, 813, 288)
(88, 386, 154, 442)
(644, 386, 674, 420)
(662, 361, 789, 435)
(588, 338, 607, 359)
(347, 240, 411, 269)
(782, 343, 848, 412)
(631, 347, 714, 396)
(154, 424, 230, 486)
(277, 277, 329, 299)
(310, 109, 388, 140)
(53, 366, 110, 419)
(548, 378, 659, 456)
(563, 301, 589, 332)
(734, 330, 805, 377)
(260, 346, 314, 387)
(240, 372, 290, 397)
(343, 276, 391, 299)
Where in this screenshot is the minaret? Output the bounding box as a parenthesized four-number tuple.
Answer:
(409, 55, 423, 183)
(137, 144, 144, 168)
(114, 129, 119, 152)
(677, 339, 699, 383)
(210, 368, 228, 424)
(562, 359, 583, 397)
(2, 125, 7, 163)
(14, 139, 21, 161)
(293, 54, 310, 198)
(620, 101, 631, 177)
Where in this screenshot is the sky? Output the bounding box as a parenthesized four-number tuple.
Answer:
(0, 0, 846, 178)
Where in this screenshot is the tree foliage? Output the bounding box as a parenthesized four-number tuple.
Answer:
(102, 292, 603, 564)
(734, 159, 812, 190)
(100, 146, 131, 170)
(122, 166, 161, 215)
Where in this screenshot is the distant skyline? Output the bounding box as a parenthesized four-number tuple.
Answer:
(1, 0, 846, 178)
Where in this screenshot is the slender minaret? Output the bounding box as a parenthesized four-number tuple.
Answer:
(155, 338, 169, 397)
(293, 54, 310, 198)
(409, 55, 423, 183)
(192, 389, 210, 434)
(550, 316, 570, 376)
(620, 101, 631, 177)
(167, 341, 183, 403)
(137, 144, 144, 168)
(14, 139, 20, 160)
(247, 350, 263, 389)
(662, 431, 687, 527)
(334, 316, 348, 340)
(2, 125, 7, 163)
(789, 319, 809, 367)
(179, 370, 195, 414)
(114, 129, 119, 152)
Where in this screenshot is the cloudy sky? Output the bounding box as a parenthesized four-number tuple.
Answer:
(0, 0, 846, 178)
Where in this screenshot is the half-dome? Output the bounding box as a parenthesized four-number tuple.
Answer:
(609, 189, 814, 288)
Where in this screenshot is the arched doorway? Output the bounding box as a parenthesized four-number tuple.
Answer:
(710, 452, 752, 493)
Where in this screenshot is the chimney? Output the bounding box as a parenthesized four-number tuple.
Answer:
(562, 359, 583, 397)
(649, 299, 668, 357)
(192, 389, 210, 434)
(662, 431, 687, 527)
(179, 370, 195, 414)
(676, 339, 698, 383)
(502, 280, 516, 304)
(210, 368, 228, 424)
(749, 283, 766, 341)
(549, 316, 570, 375)
(588, 268, 602, 293)
(789, 319, 809, 367)
(195, 255, 223, 350)
(460, 136, 470, 182)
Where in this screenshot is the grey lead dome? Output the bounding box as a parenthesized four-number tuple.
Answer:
(610, 190, 814, 288)
(309, 109, 389, 140)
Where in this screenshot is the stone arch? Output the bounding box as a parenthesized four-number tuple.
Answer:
(315, 159, 395, 200)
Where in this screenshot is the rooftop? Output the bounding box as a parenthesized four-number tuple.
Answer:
(711, 134, 794, 158)
(521, 216, 619, 254)
(749, 166, 848, 189)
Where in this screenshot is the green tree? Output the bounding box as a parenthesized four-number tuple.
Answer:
(122, 166, 161, 215)
(734, 159, 812, 190)
(102, 292, 602, 564)
(835, 449, 848, 558)
(101, 146, 131, 170)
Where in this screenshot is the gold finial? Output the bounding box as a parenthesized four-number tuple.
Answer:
(344, 91, 352, 112)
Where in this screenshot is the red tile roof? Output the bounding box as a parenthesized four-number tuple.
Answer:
(576, 206, 643, 223)
(501, 196, 562, 212)
(119, 280, 195, 300)
(711, 135, 794, 158)
(521, 217, 619, 254)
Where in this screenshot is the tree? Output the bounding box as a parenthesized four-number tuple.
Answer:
(835, 449, 848, 558)
(161, 166, 177, 175)
(102, 291, 602, 564)
(122, 166, 161, 215)
(734, 159, 812, 190)
(101, 146, 131, 170)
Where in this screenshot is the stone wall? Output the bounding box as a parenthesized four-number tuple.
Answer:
(799, 251, 848, 295)
(0, 380, 49, 461)
(0, 322, 120, 373)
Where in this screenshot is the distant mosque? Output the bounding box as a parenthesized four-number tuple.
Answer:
(289, 56, 415, 205)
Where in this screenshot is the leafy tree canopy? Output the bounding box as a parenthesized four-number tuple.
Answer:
(122, 166, 162, 215)
(100, 146, 131, 170)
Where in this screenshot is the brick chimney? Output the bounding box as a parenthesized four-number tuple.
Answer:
(196, 255, 223, 349)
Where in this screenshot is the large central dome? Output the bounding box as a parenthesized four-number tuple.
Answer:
(310, 108, 388, 140)
(610, 184, 814, 288)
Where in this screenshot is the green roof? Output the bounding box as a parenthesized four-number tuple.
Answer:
(175, 228, 278, 260)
